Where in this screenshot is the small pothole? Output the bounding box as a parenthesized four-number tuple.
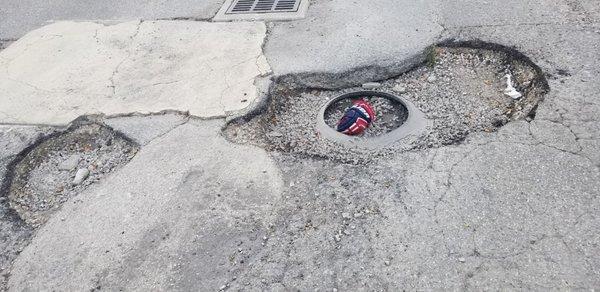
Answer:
(3, 123, 138, 227)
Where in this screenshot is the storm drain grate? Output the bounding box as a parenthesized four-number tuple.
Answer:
(228, 0, 301, 13)
(214, 0, 308, 20)
(227, 0, 302, 14)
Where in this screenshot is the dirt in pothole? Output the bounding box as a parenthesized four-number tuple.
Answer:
(225, 46, 547, 163)
(324, 96, 409, 137)
(6, 123, 138, 227)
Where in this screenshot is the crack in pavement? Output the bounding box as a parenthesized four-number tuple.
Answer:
(108, 20, 143, 98)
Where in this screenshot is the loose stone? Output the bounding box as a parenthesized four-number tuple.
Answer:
(72, 168, 90, 185)
(362, 82, 381, 89)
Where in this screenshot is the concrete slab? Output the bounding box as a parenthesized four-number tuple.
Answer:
(263, 0, 443, 87)
(0, 0, 226, 39)
(8, 119, 283, 291)
(0, 20, 270, 125)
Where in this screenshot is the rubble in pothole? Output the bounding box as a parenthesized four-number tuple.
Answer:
(225, 45, 548, 163)
(5, 123, 138, 227)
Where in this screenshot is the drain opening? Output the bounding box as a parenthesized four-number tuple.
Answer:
(316, 91, 428, 149)
(324, 92, 409, 137)
(227, 0, 301, 14)
(213, 0, 309, 21)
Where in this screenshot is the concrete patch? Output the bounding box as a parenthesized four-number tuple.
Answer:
(0, 20, 270, 125)
(8, 119, 283, 291)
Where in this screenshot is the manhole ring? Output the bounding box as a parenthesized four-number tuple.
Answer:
(316, 90, 429, 149)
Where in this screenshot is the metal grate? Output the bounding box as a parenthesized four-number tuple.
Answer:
(226, 0, 301, 14)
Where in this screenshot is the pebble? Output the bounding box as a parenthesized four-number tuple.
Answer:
(341, 212, 351, 219)
(427, 75, 437, 83)
(458, 257, 466, 263)
(266, 131, 283, 138)
(72, 168, 90, 185)
(58, 154, 81, 171)
(362, 82, 381, 89)
(392, 84, 407, 93)
(353, 212, 362, 218)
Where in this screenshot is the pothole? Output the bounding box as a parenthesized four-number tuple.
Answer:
(3, 122, 138, 227)
(225, 42, 548, 163)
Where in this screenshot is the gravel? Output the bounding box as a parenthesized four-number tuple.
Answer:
(58, 154, 81, 171)
(225, 47, 546, 163)
(6, 123, 138, 227)
(393, 84, 407, 93)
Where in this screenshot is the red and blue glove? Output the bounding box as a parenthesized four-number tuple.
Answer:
(336, 99, 376, 135)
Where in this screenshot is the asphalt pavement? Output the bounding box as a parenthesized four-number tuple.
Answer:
(1, 0, 599, 290)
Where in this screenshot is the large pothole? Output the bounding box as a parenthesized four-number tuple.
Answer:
(227, 42, 548, 163)
(3, 122, 138, 227)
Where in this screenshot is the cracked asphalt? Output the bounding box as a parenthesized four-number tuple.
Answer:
(1, 0, 600, 290)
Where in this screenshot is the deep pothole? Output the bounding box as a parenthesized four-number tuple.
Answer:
(226, 42, 548, 163)
(3, 122, 138, 227)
